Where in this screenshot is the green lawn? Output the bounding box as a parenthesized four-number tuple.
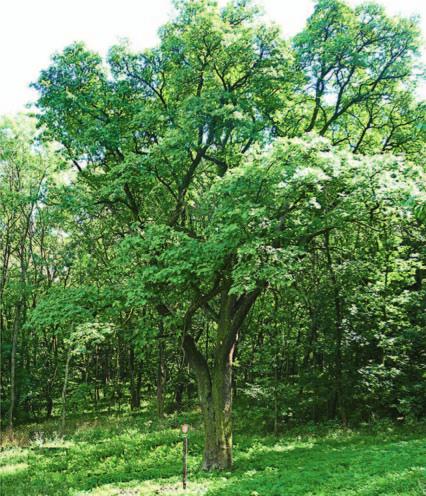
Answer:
(1, 410, 425, 495)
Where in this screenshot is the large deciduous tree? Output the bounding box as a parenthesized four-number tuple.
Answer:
(32, 0, 424, 469)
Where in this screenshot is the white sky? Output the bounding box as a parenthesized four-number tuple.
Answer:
(1, 0, 425, 115)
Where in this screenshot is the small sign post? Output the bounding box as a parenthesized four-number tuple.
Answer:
(181, 423, 189, 489)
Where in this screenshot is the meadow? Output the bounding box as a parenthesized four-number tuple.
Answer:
(1, 406, 425, 496)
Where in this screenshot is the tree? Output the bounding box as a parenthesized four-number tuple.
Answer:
(28, 286, 114, 428)
(31, 0, 425, 469)
(0, 116, 61, 433)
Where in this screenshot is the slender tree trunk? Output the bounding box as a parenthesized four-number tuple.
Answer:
(273, 344, 279, 436)
(94, 346, 99, 411)
(129, 346, 142, 410)
(46, 395, 53, 419)
(8, 319, 19, 434)
(129, 346, 137, 410)
(173, 358, 186, 412)
(45, 338, 57, 418)
(8, 288, 26, 434)
(115, 348, 122, 412)
(157, 322, 166, 418)
(135, 367, 142, 408)
(61, 352, 71, 433)
(324, 232, 345, 422)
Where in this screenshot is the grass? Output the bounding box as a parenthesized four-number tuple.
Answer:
(0, 407, 425, 495)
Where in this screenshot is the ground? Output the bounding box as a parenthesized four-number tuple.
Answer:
(0, 407, 425, 495)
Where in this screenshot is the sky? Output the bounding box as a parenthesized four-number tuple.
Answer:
(1, 0, 425, 115)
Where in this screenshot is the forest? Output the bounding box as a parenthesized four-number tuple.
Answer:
(1, 0, 425, 494)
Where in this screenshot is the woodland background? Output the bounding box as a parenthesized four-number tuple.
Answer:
(0, 0, 425, 493)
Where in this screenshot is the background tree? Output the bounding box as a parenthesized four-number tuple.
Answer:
(0, 116, 63, 434)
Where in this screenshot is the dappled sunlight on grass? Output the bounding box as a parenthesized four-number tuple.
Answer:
(0, 462, 28, 475)
(237, 439, 315, 461)
(354, 467, 426, 496)
(76, 478, 210, 495)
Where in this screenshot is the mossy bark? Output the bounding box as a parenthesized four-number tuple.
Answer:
(183, 330, 233, 468)
(183, 287, 260, 470)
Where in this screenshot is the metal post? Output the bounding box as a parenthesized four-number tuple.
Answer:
(181, 423, 189, 489)
(183, 434, 188, 489)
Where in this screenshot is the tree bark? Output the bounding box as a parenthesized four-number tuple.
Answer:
(211, 343, 234, 469)
(130, 355, 142, 410)
(183, 333, 226, 470)
(157, 322, 166, 418)
(324, 232, 345, 422)
(61, 352, 71, 433)
(8, 318, 19, 434)
(129, 346, 139, 410)
(46, 395, 53, 419)
(182, 287, 260, 470)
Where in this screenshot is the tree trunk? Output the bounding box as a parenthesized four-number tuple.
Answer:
(183, 334, 232, 470)
(129, 346, 137, 410)
(210, 343, 234, 469)
(157, 322, 166, 418)
(61, 352, 71, 433)
(129, 346, 142, 410)
(46, 395, 53, 419)
(135, 367, 142, 408)
(182, 287, 260, 470)
(324, 232, 345, 421)
(8, 294, 25, 434)
(8, 320, 19, 434)
(173, 359, 187, 412)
